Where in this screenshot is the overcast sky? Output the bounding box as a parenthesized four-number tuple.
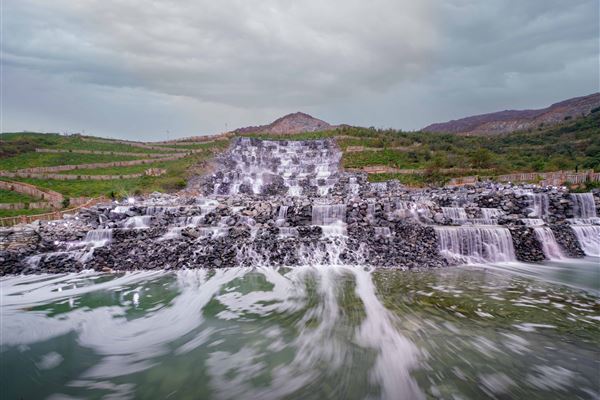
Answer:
(3, 0, 599, 140)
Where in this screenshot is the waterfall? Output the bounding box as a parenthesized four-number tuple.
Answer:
(571, 193, 597, 218)
(206, 138, 342, 196)
(442, 207, 469, 224)
(570, 226, 600, 257)
(312, 204, 346, 225)
(566, 193, 599, 256)
(435, 226, 516, 264)
(521, 218, 544, 226)
(276, 205, 289, 226)
(312, 204, 347, 238)
(481, 208, 503, 222)
(532, 227, 565, 260)
(85, 229, 113, 244)
(523, 193, 549, 218)
(122, 216, 152, 229)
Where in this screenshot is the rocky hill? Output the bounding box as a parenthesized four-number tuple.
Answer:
(423, 93, 600, 135)
(234, 112, 333, 135)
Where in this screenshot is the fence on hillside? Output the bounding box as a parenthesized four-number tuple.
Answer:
(446, 170, 600, 187)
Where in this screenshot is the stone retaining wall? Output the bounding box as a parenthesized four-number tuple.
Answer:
(0, 180, 63, 203)
(447, 170, 600, 187)
(0, 172, 146, 180)
(0, 202, 53, 210)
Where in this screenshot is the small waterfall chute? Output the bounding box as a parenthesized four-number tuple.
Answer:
(122, 216, 152, 229)
(571, 193, 597, 218)
(570, 226, 600, 257)
(435, 226, 516, 264)
(532, 227, 565, 260)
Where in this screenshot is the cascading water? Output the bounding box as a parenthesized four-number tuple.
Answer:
(84, 229, 113, 245)
(570, 226, 600, 257)
(206, 138, 341, 196)
(276, 205, 289, 226)
(524, 193, 549, 218)
(568, 192, 600, 257)
(571, 193, 597, 218)
(435, 226, 516, 264)
(312, 204, 347, 237)
(122, 215, 152, 229)
(533, 227, 565, 260)
(442, 207, 468, 224)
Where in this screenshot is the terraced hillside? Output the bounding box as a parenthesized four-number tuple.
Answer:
(0, 132, 229, 219)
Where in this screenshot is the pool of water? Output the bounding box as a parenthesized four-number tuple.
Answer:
(1, 260, 599, 399)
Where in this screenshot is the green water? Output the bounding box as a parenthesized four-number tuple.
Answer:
(1, 261, 599, 399)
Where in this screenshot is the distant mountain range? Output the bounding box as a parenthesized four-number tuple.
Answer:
(229, 93, 599, 137)
(233, 112, 333, 135)
(422, 93, 600, 135)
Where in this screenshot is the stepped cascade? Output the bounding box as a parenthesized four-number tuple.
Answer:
(567, 193, 600, 257)
(1, 138, 600, 275)
(202, 138, 342, 197)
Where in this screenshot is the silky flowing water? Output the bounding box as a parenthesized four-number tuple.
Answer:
(2, 261, 599, 400)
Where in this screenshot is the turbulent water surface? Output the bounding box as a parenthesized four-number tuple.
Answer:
(2, 261, 599, 400)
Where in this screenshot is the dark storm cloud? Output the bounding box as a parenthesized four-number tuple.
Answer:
(2, 0, 598, 138)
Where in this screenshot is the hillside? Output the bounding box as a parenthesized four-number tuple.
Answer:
(0, 132, 229, 219)
(233, 112, 332, 135)
(423, 93, 600, 135)
(2, 103, 599, 221)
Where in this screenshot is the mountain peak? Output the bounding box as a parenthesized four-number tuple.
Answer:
(234, 112, 332, 135)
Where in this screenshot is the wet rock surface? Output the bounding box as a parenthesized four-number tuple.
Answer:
(2, 138, 599, 275)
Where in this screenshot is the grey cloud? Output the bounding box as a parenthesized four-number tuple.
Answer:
(3, 0, 598, 138)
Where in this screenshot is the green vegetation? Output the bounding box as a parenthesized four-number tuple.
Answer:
(0, 189, 39, 203)
(0, 208, 53, 218)
(244, 113, 600, 174)
(60, 158, 196, 176)
(159, 140, 230, 150)
(0, 152, 141, 171)
(0, 132, 171, 156)
(0, 131, 228, 216)
(1, 152, 212, 198)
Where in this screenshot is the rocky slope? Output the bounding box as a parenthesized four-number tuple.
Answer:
(423, 93, 600, 135)
(234, 112, 333, 135)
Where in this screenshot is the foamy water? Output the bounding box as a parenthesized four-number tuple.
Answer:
(1, 263, 599, 399)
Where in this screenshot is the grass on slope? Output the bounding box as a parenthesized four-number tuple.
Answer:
(1, 152, 211, 198)
(0, 208, 53, 218)
(0, 189, 39, 203)
(0, 152, 142, 171)
(0, 132, 173, 157)
(158, 140, 231, 150)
